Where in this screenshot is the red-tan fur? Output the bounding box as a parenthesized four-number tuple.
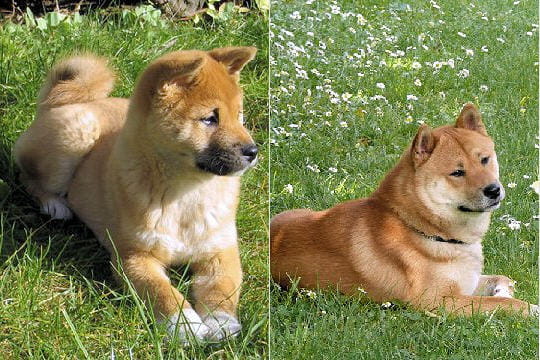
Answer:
(15, 47, 257, 343)
(271, 104, 537, 316)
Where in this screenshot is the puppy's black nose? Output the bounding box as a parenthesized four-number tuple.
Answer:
(483, 183, 501, 199)
(241, 144, 258, 162)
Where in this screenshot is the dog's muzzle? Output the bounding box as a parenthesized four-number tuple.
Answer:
(196, 143, 258, 176)
(458, 182, 505, 213)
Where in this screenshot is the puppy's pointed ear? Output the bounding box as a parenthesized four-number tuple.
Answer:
(146, 55, 205, 92)
(411, 124, 435, 167)
(455, 103, 488, 136)
(159, 56, 205, 88)
(132, 54, 205, 111)
(209, 46, 257, 77)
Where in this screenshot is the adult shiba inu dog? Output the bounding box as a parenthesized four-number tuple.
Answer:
(14, 47, 258, 342)
(271, 104, 538, 316)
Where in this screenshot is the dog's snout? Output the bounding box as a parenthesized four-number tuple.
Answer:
(241, 144, 258, 162)
(483, 183, 501, 199)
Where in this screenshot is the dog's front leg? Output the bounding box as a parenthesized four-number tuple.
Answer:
(190, 245, 243, 341)
(120, 253, 209, 343)
(473, 275, 515, 297)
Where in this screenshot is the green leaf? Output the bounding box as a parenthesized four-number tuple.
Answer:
(134, 6, 145, 17)
(72, 12, 82, 24)
(218, 2, 235, 21)
(254, 0, 269, 12)
(45, 12, 66, 27)
(207, 9, 219, 19)
(24, 7, 36, 27)
(36, 18, 47, 31)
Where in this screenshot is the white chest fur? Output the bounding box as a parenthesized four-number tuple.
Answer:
(430, 242, 483, 295)
(133, 178, 238, 263)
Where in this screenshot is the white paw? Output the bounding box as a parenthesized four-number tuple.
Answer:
(41, 197, 72, 220)
(530, 304, 539, 317)
(163, 309, 210, 345)
(492, 284, 513, 298)
(202, 311, 242, 341)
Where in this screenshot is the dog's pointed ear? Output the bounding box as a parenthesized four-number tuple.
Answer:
(209, 46, 257, 77)
(159, 56, 206, 88)
(132, 54, 206, 111)
(145, 54, 206, 92)
(411, 124, 435, 167)
(455, 103, 488, 136)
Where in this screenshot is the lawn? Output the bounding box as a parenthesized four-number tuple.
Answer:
(0, 6, 268, 359)
(270, 0, 538, 358)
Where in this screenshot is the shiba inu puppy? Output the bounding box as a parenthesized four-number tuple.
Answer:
(271, 104, 538, 316)
(14, 47, 258, 342)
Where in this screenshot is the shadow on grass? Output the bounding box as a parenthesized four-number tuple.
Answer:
(0, 139, 195, 295)
(0, 138, 113, 285)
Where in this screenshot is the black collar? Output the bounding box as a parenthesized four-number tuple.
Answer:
(413, 228, 466, 245)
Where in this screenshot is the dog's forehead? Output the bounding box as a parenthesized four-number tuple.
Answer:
(436, 128, 495, 156)
(180, 62, 242, 116)
(200, 57, 243, 99)
(456, 132, 495, 156)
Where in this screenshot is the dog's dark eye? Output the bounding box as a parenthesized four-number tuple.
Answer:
(201, 111, 219, 126)
(450, 169, 465, 177)
(481, 156, 489, 165)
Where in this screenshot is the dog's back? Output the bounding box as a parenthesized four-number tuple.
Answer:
(270, 202, 373, 292)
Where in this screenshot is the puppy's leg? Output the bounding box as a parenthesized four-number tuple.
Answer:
(121, 253, 209, 343)
(190, 246, 242, 341)
(417, 295, 537, 316)
(473, 275, 515, 298)
(14, 110, 101, 220)
(17, 159, 74, 220)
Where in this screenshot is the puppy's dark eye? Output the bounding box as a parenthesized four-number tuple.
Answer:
(201, 111, 219, 126)
(481, 156, 489, 165)
(450, 169, 465, 177)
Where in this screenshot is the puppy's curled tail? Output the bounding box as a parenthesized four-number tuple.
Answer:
(38, 54, 115, 108)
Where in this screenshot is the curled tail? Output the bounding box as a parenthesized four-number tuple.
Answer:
(38, 54, 115, 108)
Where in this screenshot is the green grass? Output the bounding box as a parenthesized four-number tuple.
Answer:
(270, 0, 538, 358)
(0, 7, 268, 359)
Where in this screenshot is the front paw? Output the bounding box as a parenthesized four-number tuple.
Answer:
(492, 277, 515, 298)
(41, 197, 73, 220)
(530, 304, 539, 317)
(202, 311, 242, 341)
(163, 309, 210, 345)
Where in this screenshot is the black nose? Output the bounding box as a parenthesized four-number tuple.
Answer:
(483, 183, 501, 199)
(241, 144, 258, 162)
